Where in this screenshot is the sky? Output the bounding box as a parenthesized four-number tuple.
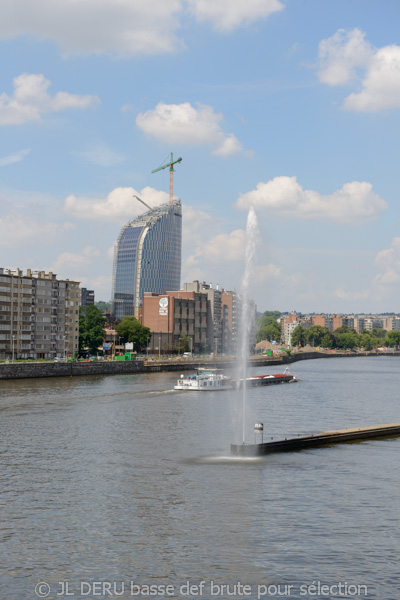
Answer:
(1, 0, 400, 314)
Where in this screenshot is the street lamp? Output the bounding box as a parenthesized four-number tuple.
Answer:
(12, 334, 16, 362)
(159, 335, 161, 358)
(64, 336, 67, 360)
(190, 336, 193, 355)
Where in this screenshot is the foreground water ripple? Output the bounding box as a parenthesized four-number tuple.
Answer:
(1, 357, 400, 599)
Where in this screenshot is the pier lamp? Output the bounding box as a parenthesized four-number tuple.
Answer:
(12, 334, 16, 362)
(254, 422, 264, 444)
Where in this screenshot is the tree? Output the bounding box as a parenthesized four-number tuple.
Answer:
(334, 331, 358, 349)
(305, 325, 329, 347)
(79, 305, 106, 354)
(115, 316, 151, 351)
(176, 334, 191, 353)
(371, 328, 386, 339)
(385, 331, 400, 348)
(321, 333, 334, 349)
(263, 310, 281, 320)
(257, 316, 281, 342)
(291, 325, 306, 347)
(358, 332, 373, 351)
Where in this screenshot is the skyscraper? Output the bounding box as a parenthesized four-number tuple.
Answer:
(111, 199, 182, 320)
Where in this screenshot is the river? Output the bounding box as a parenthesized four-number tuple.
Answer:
(1, 356, 399, 599)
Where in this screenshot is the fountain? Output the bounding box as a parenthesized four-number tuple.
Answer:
(237, 207, 260, 444)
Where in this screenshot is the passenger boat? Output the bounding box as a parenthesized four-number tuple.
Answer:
(174, 368, 234, 391)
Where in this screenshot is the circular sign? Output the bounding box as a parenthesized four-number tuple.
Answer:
(159, 297, 168, 308)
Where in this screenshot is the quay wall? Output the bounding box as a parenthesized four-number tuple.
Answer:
(0, 351, 398, 381)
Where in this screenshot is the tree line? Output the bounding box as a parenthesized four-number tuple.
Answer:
(257, 311, 400, 350)
(79, 306, 151, 355)
(78, 306, 205, 356)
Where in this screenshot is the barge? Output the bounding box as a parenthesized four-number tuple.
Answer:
(233, 372, 297, 388)
(231, 422, 400, 456)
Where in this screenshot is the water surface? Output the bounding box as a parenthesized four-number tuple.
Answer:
(1, 357, 399, 599)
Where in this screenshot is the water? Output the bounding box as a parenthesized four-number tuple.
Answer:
(1, 357, 400, 599)
(238, 207, 259, 443)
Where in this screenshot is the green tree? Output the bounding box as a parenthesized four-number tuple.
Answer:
(358, 332, 373, 351)
(257, 316, 281, 342)
(305, 325, 329, 347)
(115, 316, 151, 351)
(334, 325, 352, 334)
(321, 333, 334, 349)
(291, 325, 306, 347)
(176, 334, 191, 353)
(95, 300, 111, 312)
(263, 310, 281, 320)
(334, 331, 358, 349)
(371, 328, 386, 339)
(79, 305, 106, 354)
(385, 331, 400, 348)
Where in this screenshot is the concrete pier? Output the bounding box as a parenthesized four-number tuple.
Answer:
(231, 423, 400, 456)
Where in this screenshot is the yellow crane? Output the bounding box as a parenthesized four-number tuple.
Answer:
(151, 152, 182, 205)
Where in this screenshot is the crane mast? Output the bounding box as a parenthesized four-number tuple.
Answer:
(151, 152, 182, 204)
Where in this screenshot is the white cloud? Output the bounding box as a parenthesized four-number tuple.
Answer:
(0, 215, 74, 245)
(344, 45, 400, 112)
(80, 144, 125, 167)
(254, 263, 281, 283)
(373, 237, 400, 286)
(186, 229, 246, 272)
(187, 0, 284, 32)
(0, 0, 286, 56)
(334, 287, 369, 301)
(64, 186, 168, 221)
(236, 176, 387, 224)
(82, 275, 112, 301)
(316, 28, 400, 112)
(0, 148, 31, 166)
(317, 28, 373, 86)
(51, 246, 100, 273)
(136, 102, 243, 156)
(0, 0, 183, 57)
(0, 73, 99, 126)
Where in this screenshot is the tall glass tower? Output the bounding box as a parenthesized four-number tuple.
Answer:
(111, 200, 182, 319)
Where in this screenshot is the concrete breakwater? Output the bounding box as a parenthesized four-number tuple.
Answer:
(231, 422, 400, 456)
(0, 350, 398, 380)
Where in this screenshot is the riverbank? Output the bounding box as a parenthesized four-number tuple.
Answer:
(0, 349, 399, 380)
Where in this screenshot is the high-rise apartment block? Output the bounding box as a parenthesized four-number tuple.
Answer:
(0, 268, 80, 360)
(111, 200, 182, 320)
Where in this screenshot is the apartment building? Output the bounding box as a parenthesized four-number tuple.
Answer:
(81, 287, 95, 306)
(281, 314, 300, 347)
(141, 282, 244, 355)
(141, 289, 209, 354)
(0, 268, 80, 360)
(183, 281, 222, 354)
(385, 317, 400, 331)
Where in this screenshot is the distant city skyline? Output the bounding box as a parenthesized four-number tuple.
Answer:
(1, 1, 400, 314)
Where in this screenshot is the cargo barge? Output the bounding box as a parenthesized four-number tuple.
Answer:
(233, 372, 297, 388)
(231, 422, 400, 456)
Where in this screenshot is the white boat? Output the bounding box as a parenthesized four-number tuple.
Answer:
(174, 368, 233, 391)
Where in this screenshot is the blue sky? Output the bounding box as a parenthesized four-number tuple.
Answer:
(1, 0, 400, 314)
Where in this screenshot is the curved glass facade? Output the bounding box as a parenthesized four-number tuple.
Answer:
(111, 201, 182, 319)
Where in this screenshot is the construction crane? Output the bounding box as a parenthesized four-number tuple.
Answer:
(151, 152, 182, 205)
